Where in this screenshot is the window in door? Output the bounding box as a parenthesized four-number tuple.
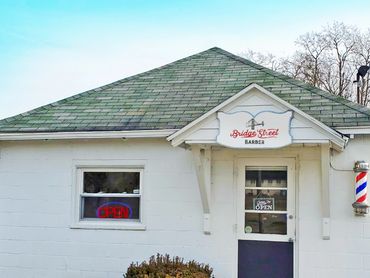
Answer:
(244, 166, 288, 235)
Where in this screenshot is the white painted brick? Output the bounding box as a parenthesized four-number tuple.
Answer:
(0, 199, 69, 214)
(142, 173, 195, 188)
(146, 156, 193, 174)
(33, 269, 84, 278)
(0, 239, 32, 254)
(328, 253, 363, 269)
(107, 272, 124, 278)
(0, 212, 69, 227)
(330, 220, 364, 239)
(147, 186, 198, 202)
(362, 255, 370, 270)
(1, 138, 370, 277)
(82, 271, 109, 278)
(298, 160, 321, 219)
(298, 266, 317, 278)
(66, 256, 124, 272)
(18, 254, 67, 270)
(0, 254, 20, 267)
(0, 170, 71, 187)
(0, 185, 70, 201)
(316, 268, 347, 278)
(363, 223, 370, 239)
(0, 267, 32, 278)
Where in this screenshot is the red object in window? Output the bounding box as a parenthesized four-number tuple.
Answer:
(96, 202, 132, 219)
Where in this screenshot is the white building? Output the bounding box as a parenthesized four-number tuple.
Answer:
(1, 47, 370, 278)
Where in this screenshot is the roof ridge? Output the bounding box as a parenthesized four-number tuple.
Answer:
(210, 47, 370, 118)
(0, 47, 218, 124)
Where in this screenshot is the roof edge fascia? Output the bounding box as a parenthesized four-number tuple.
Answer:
(0, 129, 178, 141)
(336, 126, 370, 135)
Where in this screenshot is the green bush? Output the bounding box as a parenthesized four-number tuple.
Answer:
(124, 254, 214, 278)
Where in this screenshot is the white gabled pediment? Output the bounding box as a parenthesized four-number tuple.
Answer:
(167, 84, 347, 150)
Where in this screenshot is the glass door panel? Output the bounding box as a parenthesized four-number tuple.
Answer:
(244, 166, 288, 235)
(245, 213, 287, 234)
(245, 189, 287, 211)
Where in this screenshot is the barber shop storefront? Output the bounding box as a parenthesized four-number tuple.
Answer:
(168, 82, 352, 278)
(1, 48, 370, 278)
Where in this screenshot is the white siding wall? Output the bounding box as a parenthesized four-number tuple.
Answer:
(1, 137, 370, 277)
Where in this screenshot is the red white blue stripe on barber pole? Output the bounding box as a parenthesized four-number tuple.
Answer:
(356, 172, 368, 203)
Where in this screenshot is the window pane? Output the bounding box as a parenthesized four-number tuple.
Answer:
(245, 213, 287, 235)
(245, 189, 287, 211)
(245, 167, 287, 188)
(82, 197, 140, 220)
(83, 172, 140, 194)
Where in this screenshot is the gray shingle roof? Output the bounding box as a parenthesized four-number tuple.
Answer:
(1, 47, 370, 133)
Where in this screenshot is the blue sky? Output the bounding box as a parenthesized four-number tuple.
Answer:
(1, 0, 370, 119)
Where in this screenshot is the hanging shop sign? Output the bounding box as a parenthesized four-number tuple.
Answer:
(216, 111, 293, 148)
(253, 198, 275, 211)
(96, 202, 132, 219)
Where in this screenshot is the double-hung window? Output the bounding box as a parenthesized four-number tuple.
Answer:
(74, 167, 144, 229)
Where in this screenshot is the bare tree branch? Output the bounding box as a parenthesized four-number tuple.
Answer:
(240, 22, 370, 106)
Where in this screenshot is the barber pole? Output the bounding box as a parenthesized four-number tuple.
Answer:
(355, 171, 368, 203)
(353, 161, 370, 216)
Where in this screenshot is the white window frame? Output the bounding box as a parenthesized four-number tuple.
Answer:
(237, 158, 295, 242)
(71, 164, 146, 230)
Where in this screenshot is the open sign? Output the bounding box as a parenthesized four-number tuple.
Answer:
(253, 198, 275, 211)
(96, 202, 132, 219)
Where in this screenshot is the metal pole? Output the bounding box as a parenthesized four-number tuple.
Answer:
(357, 74, 360, 104)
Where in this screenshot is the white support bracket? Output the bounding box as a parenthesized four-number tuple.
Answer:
(321, 143, 331, 240)
(191, 145, 212, 234)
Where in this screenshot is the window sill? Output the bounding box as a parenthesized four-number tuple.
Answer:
(70, 221, 146, 231)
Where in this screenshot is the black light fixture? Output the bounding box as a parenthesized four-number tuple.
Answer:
(357, 65, 370, 78)
(354, 65, 370, 103)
